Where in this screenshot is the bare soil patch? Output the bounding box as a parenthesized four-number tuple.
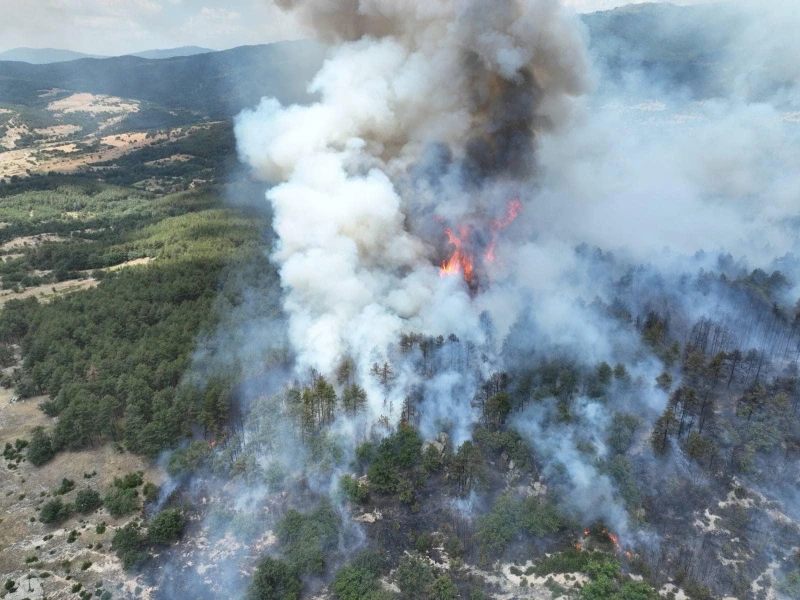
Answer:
(0, 278, 99, 308)
(1, 234, 68, 251)
(0, 393, 165, 597)
(33, 124, 82, 138)
(47, 93, 139, 115)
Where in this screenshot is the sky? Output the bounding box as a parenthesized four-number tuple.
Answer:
(0, 0, 712, 56)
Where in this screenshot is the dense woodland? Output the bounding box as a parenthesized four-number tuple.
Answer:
(0, 178, 271, 460)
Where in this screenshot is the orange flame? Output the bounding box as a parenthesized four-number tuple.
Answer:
(605, 530, 620, 550)
(439, 198, 522, 282)
(487, 198, 523, 263)
(440, 226, 474, 282)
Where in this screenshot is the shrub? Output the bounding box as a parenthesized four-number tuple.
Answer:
(339, 474, 368, 504)
(39, 498, 73, 524)
(75, 489, 102, 513)
(333, 550, 385, 600)
(113, 472, 143, 490)
(277, 502, 340, 575)
(246, 557, 300, 600)
(54, 478, 75, 495)
(429, 575, 458, 600)
(111, 523, 148, 570)
(104, 488, 138, 517)
(395, 554, 433, 600)
(142, 482, 159, 503)
(27, 427, 55, 467)
(147, 509, 185, 544)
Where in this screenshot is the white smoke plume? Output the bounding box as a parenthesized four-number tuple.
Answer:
(235, 0, 593, 423)
(230, 0, 800, 548)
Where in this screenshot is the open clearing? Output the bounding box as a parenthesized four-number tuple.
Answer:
(0, 278, 99, 308)
(0, 123, 217, 182)
(47, 93, 139, 115)
(0, 389, 164, 598)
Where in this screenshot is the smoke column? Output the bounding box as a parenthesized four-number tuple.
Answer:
(230, 0, 800, 558)
(235, 0, 591, 426)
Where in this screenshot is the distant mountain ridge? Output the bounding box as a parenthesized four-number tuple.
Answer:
(0, 40, 328, 119)
(0, 3, 741, 123)
(0, 46, 215, 65)
(127, 47, 214, 60)
(0, 48, 105, 64)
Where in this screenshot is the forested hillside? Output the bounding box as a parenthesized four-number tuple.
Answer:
(0, 40, 325, 117)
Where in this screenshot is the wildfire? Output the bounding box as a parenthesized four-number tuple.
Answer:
(439, 198, 522, 283)
(487, 198, 523, 262)
(604, 530, 620, 550)
(440, 226, 475, 282)
(579, 528, 632, 558)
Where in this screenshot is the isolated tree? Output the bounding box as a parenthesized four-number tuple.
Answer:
(485, 391, 512, 427)
(147, 508, 185, 544)
(697, 394, 717, 434)
(684, 349, 707, 385)
(370, 361, 395, 388)
(111, 523, 148, 570)
(607, 413, 641, 455)
(39, 498, 73, 524)
(336, 358, 355, 386)
(451, 440, 485, 494)
(651, 408, 678, 455)
(315, 377, 337, 425)
(596, 362, 613, 385)
(342, 383, 367, 415)
(103, 487, 139, 517)
(401, 395, 415, 425)
(74, 488, 102, 513)
(727, 349, 743, 388)
(26, 426, 54, 466)
(737, 385, 767, 422)
(655, 371, 673, 391)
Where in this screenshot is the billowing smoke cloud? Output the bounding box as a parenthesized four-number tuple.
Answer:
(227, 0, 800, 559)
(235, 0, 593, 429)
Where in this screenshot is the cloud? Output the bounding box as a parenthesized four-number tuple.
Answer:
(182, 6, 243, 37)
(0, 0, 302, 55)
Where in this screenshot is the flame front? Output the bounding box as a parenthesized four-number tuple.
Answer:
(605, 530, 621, 550)
(439, 198, 522, 283)
(487, 198, 523, 262)
(440, 226, 475, 282)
